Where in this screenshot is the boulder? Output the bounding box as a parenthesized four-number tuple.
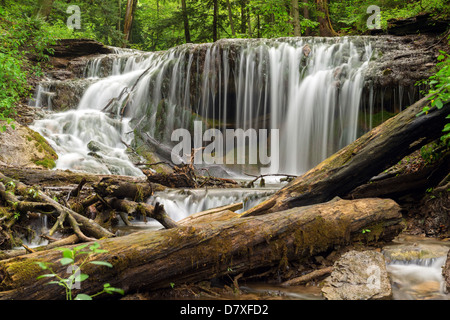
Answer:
(321, 250, 392, 300)
(0, 122, 58, 169)
(49, 39, 113, 57)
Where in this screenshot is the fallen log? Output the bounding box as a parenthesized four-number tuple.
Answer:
(93, 177, 153, 201)
(0, 197, 403, 300)
(242, 97, 449, 216)
(346, 150, 450, 201)
(106, 198, 178, 229)
(0, 173, 114, 240)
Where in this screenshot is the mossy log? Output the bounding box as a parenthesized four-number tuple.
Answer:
(0, 197, 402, 300)
(0, 165, 162, 189)
(346, 150, 450, 202)
(242, 97, 450, 216)
(93, 177, 154, 201)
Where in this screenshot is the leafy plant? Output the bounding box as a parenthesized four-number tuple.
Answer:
(36, 242, 124, 300)
(417, 35, 450, 145)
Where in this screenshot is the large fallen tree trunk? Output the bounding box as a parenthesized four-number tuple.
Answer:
(0, 197, 402, 300)
(243, 97, 449, 216)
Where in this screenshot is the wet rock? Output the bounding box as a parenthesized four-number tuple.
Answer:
(383, 243, 449, 262)
(0, 121, 58, 169)
(321, 250, 392, 300)
(49, 39, 113, 58)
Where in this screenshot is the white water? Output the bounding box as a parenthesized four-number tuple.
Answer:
(150, 187, 275, 221)
(31, 37, 377, 176)
(387, 257, 449, 300)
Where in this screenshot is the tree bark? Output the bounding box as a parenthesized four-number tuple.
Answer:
(291, 0, 301, 36)
(242, 97, 450, 216)
(181, 0, 191, 43)
(213, 0, 218, 42)
(316, 0, 336, 36)
(0, 198, 402, 300)
(123, 0, 137, 43)
(36, 0, 54, 19)
(226, 0, 236, 37)
(302, 0, 310, 35)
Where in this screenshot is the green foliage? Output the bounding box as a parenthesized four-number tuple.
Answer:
(35, 242, 124, 300)
(0, 4, 56, 131)
(329, 0, 450, 34)
(417, 34, 450, 145)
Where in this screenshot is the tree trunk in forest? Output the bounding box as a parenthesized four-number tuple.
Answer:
(0, 198, 402, 300)
(36, 0, 54, 19)
(226, 0, 236, 37)
(181, 0, 191, 43)
(213, 0, 218, 42)
(242, 97, 450, 216)
(302, 0, 310, 35)
(240, 0, 247, 34)
(117, 0, 122, 32)
(316, 0, 336, 36)
(291, 0, 301, 36)
(123, 0, 137, 43)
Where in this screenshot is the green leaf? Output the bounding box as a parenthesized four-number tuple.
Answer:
(60, 257, 74, 266)
(443, 123, 450, 132)
(74, 243, 90, 252)
(35, 262, 48, 270)
(75, 273, 89, 282)
(103, 283, 124, 295)
(434, 99, 443, 109)
(74, 294, 93, 300)
(36, 273, 56, 279)
(89, 242, 100, 251)
(88, 261, 113, 268)
(56, 247, 74, 259)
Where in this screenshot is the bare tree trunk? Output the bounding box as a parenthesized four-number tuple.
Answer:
(36, 0, 54, 19)
(226, 0, 236, 36)
(213, 0, 218, 41)
(181, 0, 191, 43)
(123, 0, 136, 43)
(302, 0, 310, 35)
(291, 0, 301, 36)
(316, 0, 336, 36)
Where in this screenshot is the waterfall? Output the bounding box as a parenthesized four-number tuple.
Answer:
(31, 37, 415, 177)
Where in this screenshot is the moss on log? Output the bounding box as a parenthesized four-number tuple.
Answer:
(0, 197, 402, 300)
(242, 97, 449, 216)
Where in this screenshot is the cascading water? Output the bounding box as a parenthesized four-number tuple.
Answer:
(31, 36, 380, 177)
(150, 188, 275, 221)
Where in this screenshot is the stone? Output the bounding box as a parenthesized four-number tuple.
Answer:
(321, 250, 392, 300)
(383, 243, 449, 262)
(0, 121, 58, 169)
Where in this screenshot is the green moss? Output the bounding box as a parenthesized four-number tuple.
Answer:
(292, 215, 351, 256)
(26, 128, 58, 169)
(26, 129, 58, 159)
(2, 258, 42, 288)
(33, 158, 56, 169)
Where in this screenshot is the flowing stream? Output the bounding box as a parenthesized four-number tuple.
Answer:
(30, 36, 415, 176)
(26, 36, 445, 300)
